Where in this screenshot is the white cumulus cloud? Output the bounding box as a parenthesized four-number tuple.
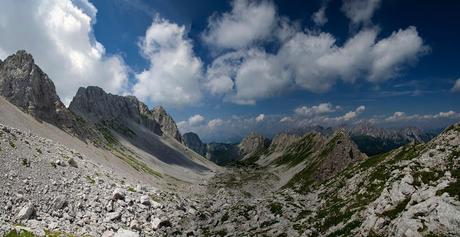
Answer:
(295, 103, 337, 116)
(205, 26, 427, 104)
(341, 0, 381, 25)
(256, 114, 265, 122)
(188, 114, 205, 126)
(312, 6, 328, 26)
(132, 18, 204, 107)
(0, 0, 129, 105)
(202, 0, 277, 50)
(452, 79, 460, 92)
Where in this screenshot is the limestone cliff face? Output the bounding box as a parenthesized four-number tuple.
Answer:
(269, 133, 301, 152)
(239, 132, 270, 158)
(314, 130, 368, 182)
(0, 50, 95, 140)
(183, 132, 207, 157)
(151, 106, 183, 142)
(68, 86, 162, 136)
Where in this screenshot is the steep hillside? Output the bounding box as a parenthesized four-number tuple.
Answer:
(0, 50, 218, 184)
(68, 86, 213, 172)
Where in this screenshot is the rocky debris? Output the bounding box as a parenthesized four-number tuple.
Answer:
(183, 132, 207, 157)
(239, 132, 270, 158)
(0, 50, 97, 141)
(1, 89, 460, 237)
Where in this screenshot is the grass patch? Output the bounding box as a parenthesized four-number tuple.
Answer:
(127, 187, 136, 192)
(112, 149, 162, 178)
(326, 220, 362, 237)
(96, 123, 119, 147)
(5, 229, 35, 237)
(380, 198, 410, 219)
(44, 230, 79, 237)
(268, 202, 283, 216)
(21, 159, 30, 167)
(85, 175, 96, 184)
(414, 170, 439, 186)
(275, 134, 318, 167)
(221, 212, 229, 223)
(437, 168, 460, 198)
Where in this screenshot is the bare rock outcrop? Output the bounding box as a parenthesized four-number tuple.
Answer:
(269, 133, 301, 152)
(239, 132, 270, 158)
(183, 132, 207, 157)
(69, 86, 162, 136)
(315, 130, 368, 182)
(0, 50, 97, 141)
(151, 106, 183, 142)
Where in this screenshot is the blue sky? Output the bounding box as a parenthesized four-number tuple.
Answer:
(0, 0, 459, 142)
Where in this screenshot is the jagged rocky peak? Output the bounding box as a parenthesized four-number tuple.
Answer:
(269, 133, 301, 152)
(0, 50, 62, 116)
(0, 50, 92, 138)
(239, 132, 269, 157)
(183, 132, 207, 157)
(69, 86, 163, 136)
(151, 106, 183, 142)
(315, 129, 367, 182)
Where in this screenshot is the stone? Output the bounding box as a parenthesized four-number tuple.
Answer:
(17, 203, 34, 220)
(106, 211, 121, 222)
(113, 228, 139, 237)
(52, 195, 67, 210)
(102, 230, 115, 237)
(140, 195, 150, 206)
(112, 188, 125, 200)
(68, 158, 78, 168)
(151, 217, 161, 230)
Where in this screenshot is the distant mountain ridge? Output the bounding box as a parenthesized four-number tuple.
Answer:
(184, 122, 437, 165)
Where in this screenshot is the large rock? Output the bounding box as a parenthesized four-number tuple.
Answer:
(113, 229, 139, 237)
(183, 132, 207, 157)
(112, 188, 125, 200)
(17, 203, 34, 220)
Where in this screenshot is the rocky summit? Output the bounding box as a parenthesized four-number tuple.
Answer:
(1, 50, 460, 237)
(0, 50, 96, 141)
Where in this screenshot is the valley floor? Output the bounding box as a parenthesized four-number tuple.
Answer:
(2, 120, 460, 237)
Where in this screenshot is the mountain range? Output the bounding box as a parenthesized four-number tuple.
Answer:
(1, 50, 460, 237)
